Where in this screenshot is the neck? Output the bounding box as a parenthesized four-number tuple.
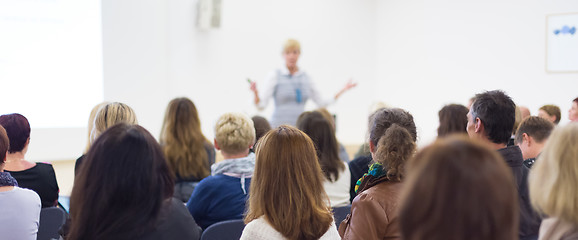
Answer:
(222, 150, 249, 160)
(6, 152, 26, 163)
(286, 65, 298, 75)
(487, 141, 507, 150)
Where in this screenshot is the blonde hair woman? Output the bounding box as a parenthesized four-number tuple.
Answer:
(241, 125, 340, 240)
(186, 112, 255, 230)
(530, 123, 578, 239)
(249, 39, 356, 127)
(75, 102, 138, 175)
(160, 97, 215, 202)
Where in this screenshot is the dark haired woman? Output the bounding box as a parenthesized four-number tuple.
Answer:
(400, 135, 518, 240)
(0, 113, 59, 208)
(339, 108, 417, 239)
(297, 111, 350, 207)
(437, 104, 469, 137)
(67, 124, 201, 240)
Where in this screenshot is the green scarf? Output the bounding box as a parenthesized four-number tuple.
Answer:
(355, 162, 386, 193)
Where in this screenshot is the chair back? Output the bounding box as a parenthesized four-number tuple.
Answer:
(333, 204, 352, 228)
(201, 219, 245, 240)
(38, 207, 66, 240)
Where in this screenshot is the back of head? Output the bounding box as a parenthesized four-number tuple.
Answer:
(160, 97, 210, 179)
(85, 102, 109, 153)
(437, 104, 469, 137)
(470, 90, 515, 144)
(369, 108, 417, 181)
(296, 111, 344, 182)
(539, 104, 561, 124)
(91, 102, 138, 143)
(0, 113, 30, 153)
(246, 125, 333, 240)
(0, 126, 9, 163)
(69, 123, 173, 240)
(514, 116, 555, 145)
(400, 135, 518, 240)
(530, 123, 578, 225)
(215, 113, 255, 155)
(251, 116, 271, 145)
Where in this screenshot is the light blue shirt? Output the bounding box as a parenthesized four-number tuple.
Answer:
(258, 67, 334, 127)
(0, 187, 41, 240)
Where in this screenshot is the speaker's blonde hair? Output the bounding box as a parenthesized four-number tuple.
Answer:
(283, 39, 301, 53)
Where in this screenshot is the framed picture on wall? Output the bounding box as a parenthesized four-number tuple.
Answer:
(546, 13, 578, 73)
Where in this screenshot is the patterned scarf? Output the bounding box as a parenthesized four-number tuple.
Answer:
(0, 171, 18, 187)
(354, 162, 386, 193)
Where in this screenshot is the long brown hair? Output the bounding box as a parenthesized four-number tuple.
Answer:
(297, 111, 345, 182)
(160, 97, 211, 180)
(400, 135, 518, 240)
(370, 108, 417, 181)
(245, 125, 333, 240)
(68, 124, 174, 240)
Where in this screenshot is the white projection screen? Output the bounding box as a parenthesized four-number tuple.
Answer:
(0, 0, 103, 128)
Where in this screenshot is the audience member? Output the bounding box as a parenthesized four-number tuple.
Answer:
(67, 124, 201, 240)
(316, 108, 350, 162)
(538, 104, 561, 125)
(467, 90, 541, 240)
(353, 102, 389, 159)
(74, 102, 138, 175)
(437, 103, 469, 137)
(251, 115, 271, 150)
(529, 123, 578, 240)
(339, 108, 417, 240)
(0, 113, 59, 208)
(187, 113, 255, 230)
(297, 111, 350, 207)
(348, 107, 385, 202)
(569, 97, 578, 122)
(400, 135, 518, 240)
(241, 125, 339, 239)
(0, 125, 41, 240)
(514, 116, 555, 168)
(519, 106, 531, 119)
(160, 97, 215, 202)
(82, 102, 108, 154)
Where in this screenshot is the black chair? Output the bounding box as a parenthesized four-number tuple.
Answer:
(200, 219, 245, 240)
(333, 204, 352, 228)
(37, 207, 66, 240)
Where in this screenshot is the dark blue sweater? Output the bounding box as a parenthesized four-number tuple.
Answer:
(186, 174, 251, 230)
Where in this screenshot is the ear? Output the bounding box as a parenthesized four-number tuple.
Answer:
(550, 115, 557, 123)
(214, 139, 221, 151)
(369, 141, 376, 154)
(474, 117, 484, 133)
(522, 133, 532, 146)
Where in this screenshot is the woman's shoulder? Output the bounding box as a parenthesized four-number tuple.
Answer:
(241, 217, 284, 240)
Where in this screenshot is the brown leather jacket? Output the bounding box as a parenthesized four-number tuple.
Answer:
(338, 178, 403, 240)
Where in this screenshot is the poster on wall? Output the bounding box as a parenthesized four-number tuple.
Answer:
(546, 13, 578, 73)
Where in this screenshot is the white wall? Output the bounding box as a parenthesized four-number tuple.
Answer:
(376, 0, 578, 146)
(165, 0, 378, 146)
(27, 0, 578, 161)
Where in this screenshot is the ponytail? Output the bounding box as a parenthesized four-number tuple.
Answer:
(375, 124, 416, 182)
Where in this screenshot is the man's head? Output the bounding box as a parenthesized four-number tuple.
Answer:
(514, 116, 554, 160)
(467, 90, 516, 146)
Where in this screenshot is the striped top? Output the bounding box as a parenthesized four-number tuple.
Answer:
(258, 67, 333, 127)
